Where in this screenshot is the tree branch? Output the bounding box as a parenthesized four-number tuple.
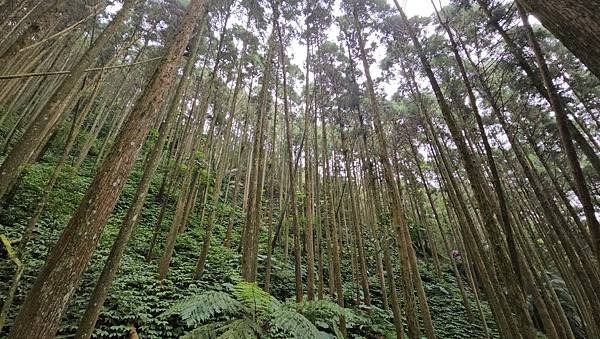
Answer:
(0, 56, 162, 80)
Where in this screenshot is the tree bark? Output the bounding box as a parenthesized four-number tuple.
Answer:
(516, 0, 600, 79)
(75, 15, 207, 338)
(241, 16, 277, 281)
(351, 2, 432, 337)
(7, 0, 207, 336)
(0, 0, 136, 200)
(516, 0, 600, 265)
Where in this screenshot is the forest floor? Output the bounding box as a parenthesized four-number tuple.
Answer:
(0, 149, 498, 338)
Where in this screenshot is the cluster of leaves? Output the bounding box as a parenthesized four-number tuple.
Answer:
(418, 266, 499, 338)
(164, 280, 341, 338)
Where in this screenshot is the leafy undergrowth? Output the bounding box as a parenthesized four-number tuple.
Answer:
(419, 267, 499, 338)
(1, 157, 498, 338)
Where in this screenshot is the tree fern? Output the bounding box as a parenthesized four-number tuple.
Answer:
(181, 320, 229, 339)
(290, 299, 345, 338)
(232, 281, 278, 315)
(293, 299, 344, 322)
(270, 307, 324, 338)
(163, 291, 245, 327)
(218, 318, 262, 339)
(178, 317, 261, 339)
(166, 282, 337, 338)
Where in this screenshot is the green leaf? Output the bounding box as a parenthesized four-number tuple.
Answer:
(269, 307, 322, 338)
(162, 291, 246, 327)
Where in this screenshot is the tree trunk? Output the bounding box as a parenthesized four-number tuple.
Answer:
(516, 0, 600, 79)
(517, 1, 600, 265)
(351, 3, 431, 337)
(241, 17, 277, 281)
(7, 0, 207, 336)
(320, 111, 347, 338)
(0, 0, 136, 200)
(302, 32, 315, 300)
(74, 16, 207, 338)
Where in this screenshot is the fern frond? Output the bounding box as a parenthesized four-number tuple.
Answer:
(180, 317, 260, 339)
(182, 320, 230, 339)
(163, 291, 246, 327)
(218, 318, 262, 339)
(294, 299, 345, 323)
(289, 299, 346, 337)
(233, 281, 274, 315)
(269, 307, 323, 338)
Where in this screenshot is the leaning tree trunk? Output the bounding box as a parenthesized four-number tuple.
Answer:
(397, 3, 538, 337)
(477, 0, 600, 178)
(7, 0, 207, 336)
(438, 9, 551, 336)
(516, 0, 600, 79)
(0, 0, 136, 201)
(516, 2, 600, 263)
(350, 2, 432, 337)
(74, 16, 207, 338)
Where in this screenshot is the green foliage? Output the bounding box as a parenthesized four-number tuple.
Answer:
(342, 305, 395, 338)
(165, 281, 331, 339)
(419, 266, 499, 338)
(0, 159, 239, 338)
(288, 299, 345, 336)
(164, 291, 245, 327)
(269, 308, 323, 338)
(232, 281, 276, 314)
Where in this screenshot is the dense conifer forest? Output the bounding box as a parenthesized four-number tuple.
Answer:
(0, 0, 599, 338)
